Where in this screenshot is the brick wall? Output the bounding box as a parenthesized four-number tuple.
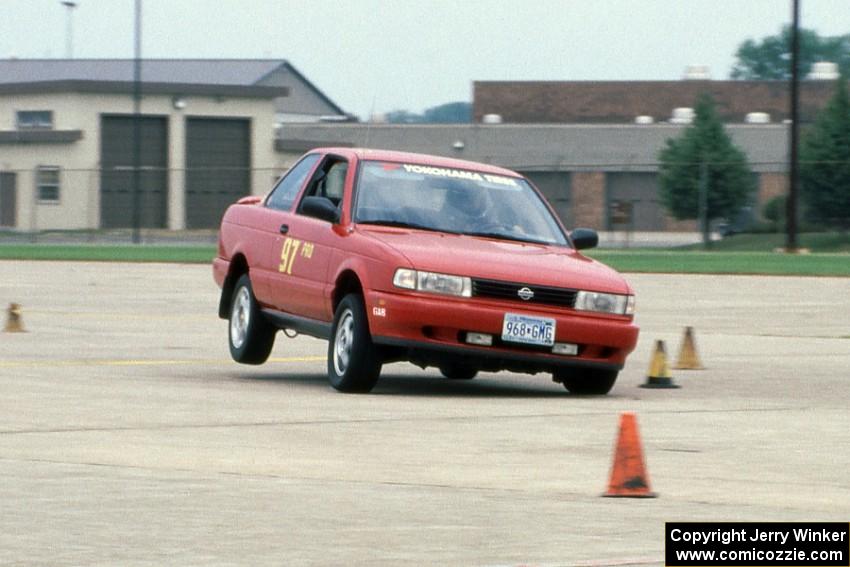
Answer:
(474, 81, 838, 124)
(571, 172, 605, 228)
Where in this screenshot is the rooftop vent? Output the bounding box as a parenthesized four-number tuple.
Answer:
(744, 112, 771, 124)
(670, 107, 694, 124)
(808, 61, 839, 80)
(482, 113, 503, 124)
(683, 65, 711, 80)
(635, 115, 654, 125)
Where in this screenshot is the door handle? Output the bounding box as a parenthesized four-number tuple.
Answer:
(279, 224, 289, 234)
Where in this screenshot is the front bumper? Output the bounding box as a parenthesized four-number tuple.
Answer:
(366, 290, 639, 374)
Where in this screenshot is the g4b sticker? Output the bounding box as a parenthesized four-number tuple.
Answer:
(279, 238, 314, 274)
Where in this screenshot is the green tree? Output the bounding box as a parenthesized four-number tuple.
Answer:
(384, 109, 424, 124)
(385, 101, 471, 124)
(658, 95, 756, 247)
(731, 26, 850, 80)
(422, 102, 471, 123)
(800, 80, 850, 231)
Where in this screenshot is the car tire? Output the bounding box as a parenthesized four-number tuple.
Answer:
(555, 368, 618, 395)
(439, 365, 478, 380)
(328, 294, 382, 393)
(228, 273, 275, 365)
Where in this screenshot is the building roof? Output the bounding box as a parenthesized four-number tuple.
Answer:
(473, 80, 842, 124)
(0, 58, 285, 85)
(276, 123, 789, 173)
(0, 80, 287, 98)
(0, 59, 345, 113)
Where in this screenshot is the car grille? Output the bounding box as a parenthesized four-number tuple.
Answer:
(471, 278, 578, 308)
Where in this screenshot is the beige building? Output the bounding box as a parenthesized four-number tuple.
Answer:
(0, 59, 346, 231)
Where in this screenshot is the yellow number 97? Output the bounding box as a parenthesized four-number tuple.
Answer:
(279, 238, 301, 274)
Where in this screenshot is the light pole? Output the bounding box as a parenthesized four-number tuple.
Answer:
(132, 0, 142, 244)
(786, 0, 801, 252)
(60, 1, 77, 59)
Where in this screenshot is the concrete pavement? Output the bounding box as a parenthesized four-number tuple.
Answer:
(0, 261, 848, 566)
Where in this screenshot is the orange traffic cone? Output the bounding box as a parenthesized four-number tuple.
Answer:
(603, 412, 656, 498)
(640, 340, 679, 389)
(3, 303, 25, 333)
(674, 326, 704, 370)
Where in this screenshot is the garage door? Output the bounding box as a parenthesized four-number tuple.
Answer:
(605, 172, 664, 231)
(100, 116, 169, 229)
(185, 118, 251, 229)
(0, 172, 16, 228)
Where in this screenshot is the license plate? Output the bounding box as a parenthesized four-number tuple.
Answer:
(501, 313, 556, 347)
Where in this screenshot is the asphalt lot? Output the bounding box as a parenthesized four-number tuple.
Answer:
(1, 261, 848, 567)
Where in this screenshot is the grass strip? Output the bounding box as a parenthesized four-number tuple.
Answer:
(1, 244, 848, 277)
(587, 250, 850, 277)
(0, 244, 216, 264)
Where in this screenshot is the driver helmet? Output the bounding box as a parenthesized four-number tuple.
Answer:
(444, 182, 489, 218)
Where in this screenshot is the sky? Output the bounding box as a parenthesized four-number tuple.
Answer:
(2, 0, 850, 119)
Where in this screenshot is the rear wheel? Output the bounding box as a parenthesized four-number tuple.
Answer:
(439, 365, 478, 380)
(228, 274, 275, 365)
(555, 368, 618, 395)
(328, 294, 382, 393)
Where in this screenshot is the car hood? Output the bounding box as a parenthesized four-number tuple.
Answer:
(359, 227, 631, 294)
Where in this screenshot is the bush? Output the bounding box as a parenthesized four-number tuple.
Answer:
(762, 195, 786, 231)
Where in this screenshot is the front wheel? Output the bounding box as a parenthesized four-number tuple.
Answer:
(228, 274, 275, 365)
(328, 294, 382, 393)
(555, 368, 618, 395)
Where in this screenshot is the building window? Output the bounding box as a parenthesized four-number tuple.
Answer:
(37, 167, 61, 203)
(16, 111, 54, 129)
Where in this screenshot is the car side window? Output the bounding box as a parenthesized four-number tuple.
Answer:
(266, 154, 321, 211)
(298, 157, 349, 211)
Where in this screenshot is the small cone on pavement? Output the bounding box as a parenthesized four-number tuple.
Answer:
(675, 326, 704, 370)
(640, 340, 679, 389)
(604, 412, 656, 498)
(4, 303, 25, 333)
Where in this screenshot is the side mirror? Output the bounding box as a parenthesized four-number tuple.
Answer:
(301, 196, 339, 224)
(570, 228, 599, 250)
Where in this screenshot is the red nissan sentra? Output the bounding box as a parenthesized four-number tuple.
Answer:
(214, 148, 638, 394)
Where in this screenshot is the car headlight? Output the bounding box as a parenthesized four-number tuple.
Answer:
(393, 268, 472, 297)
(575, 290, 635, 316)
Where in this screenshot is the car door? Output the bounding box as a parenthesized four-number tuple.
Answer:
(268, 155, 350, 321)
(253, 153, 321, 306)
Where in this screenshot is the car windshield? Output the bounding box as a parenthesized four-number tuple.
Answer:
(354, 161, 569, 246)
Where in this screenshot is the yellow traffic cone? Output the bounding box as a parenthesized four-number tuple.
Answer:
(4, 303, 25, 333)
(640, 340, 679, 389)
(674, 326, 704, 370)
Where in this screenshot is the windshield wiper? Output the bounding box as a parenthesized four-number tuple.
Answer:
(463, 231, 551, 245)
(357, 219, 452, 233)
